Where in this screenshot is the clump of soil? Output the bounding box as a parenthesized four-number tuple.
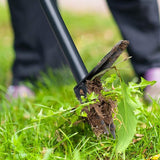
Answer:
(82, 78, 116, 137)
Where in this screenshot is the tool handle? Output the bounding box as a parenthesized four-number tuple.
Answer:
(40, 0, 88, 83)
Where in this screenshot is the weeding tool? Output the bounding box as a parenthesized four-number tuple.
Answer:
(40, 0, 129, 138)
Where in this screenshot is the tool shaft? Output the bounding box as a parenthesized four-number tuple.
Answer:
(40, 0, 88, 83)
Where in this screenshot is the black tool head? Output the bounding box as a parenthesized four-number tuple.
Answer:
(74, 40, 129, 101)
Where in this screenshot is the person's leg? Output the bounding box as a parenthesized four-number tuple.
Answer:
(8, 0, 66, 85)
(7, 0, 67, 98)
(107, 0, 160, 78)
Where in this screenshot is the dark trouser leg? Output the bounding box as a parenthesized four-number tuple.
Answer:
(107, 0, 160, 77)
(8, 0, 66, 85)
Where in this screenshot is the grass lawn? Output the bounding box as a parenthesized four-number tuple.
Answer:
(0, 4, 160, 160)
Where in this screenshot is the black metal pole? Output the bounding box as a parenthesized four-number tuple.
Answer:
(40, 0, 88, 83)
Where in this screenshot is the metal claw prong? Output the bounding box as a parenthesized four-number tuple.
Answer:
(109, 123, 116, 139)
(101, 120, 109, 135)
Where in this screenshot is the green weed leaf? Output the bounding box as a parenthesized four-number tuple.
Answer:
(103, 74, 117, 88)
(129, 77, 156, 93)
(116, 82, 137, 153)
(139, 77, 156, 88)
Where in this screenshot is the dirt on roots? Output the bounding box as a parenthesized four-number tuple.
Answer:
(82, 78, 116, 137)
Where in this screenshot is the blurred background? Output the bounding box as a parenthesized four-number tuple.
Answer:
(0, 0, 160, 87)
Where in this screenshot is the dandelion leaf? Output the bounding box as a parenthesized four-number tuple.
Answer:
(116, 82, 137, 153)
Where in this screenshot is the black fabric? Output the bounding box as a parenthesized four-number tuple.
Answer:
(107, 0, 160, 77)
(8, 0, 160, 84)
(8, 0, 67, 85)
